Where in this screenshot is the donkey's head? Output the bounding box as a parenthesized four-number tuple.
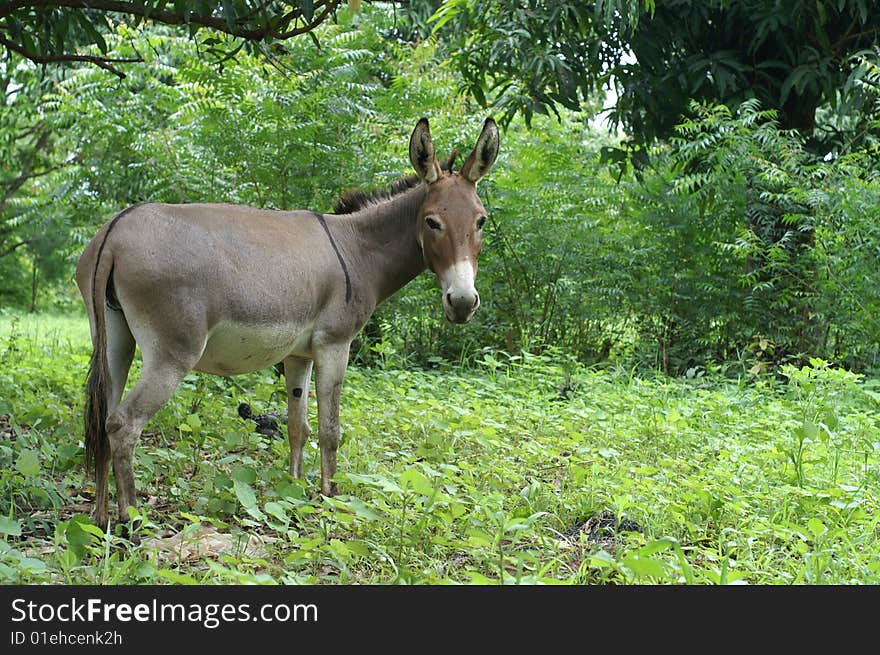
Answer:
(409, 117, 500, 324)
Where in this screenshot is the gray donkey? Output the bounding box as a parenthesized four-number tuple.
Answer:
(77, 118, 500, 528)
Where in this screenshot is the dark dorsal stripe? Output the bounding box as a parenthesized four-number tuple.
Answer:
(312, 212, 352, 304)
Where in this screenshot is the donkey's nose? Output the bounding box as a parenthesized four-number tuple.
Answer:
(440, 261, 480, 323)
(445, 289, 479, 323)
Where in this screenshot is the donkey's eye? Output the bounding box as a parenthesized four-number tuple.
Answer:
(425, 216, 442, 231)
(476, 215, 487, 230)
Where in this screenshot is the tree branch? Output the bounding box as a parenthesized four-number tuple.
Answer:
(0, 1, 342, 40)
(0, 239, 34, 259)
(0, 34, 141, 78)
(2, 164, 65, 204)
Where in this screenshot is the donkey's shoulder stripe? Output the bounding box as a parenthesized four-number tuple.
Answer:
(312, 211, 352, 303)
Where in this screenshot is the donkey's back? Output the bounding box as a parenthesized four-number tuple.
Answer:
(77, 202, 358, 370)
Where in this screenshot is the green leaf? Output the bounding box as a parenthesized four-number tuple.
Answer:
(636, 538, 675, 557)
(15, 449, 40, 477)
(233, 479, 265, 520)
(134, 561, 157, 579)
(466, 529, 493, 548)
(18, 557, 48, 574)
(64, 520, 96, 556)
(399, 468, 434, 495)
(346, 540, 371, 557)
(77, 522, 107, 538)
(589, 550, 615, 568)
(0, 517, 22, 536)
(300, 0, 315, 22)
(503, 517, 532, 533)
(328, 538, 350, 561)
(338, 496, 381, 521)
(779, 65, 813, 105)
(156, 569, 200, 584)
(806, 517, 825, 539)
(429, 0, 464, 34)
(623, 553, 666, 578)
(802, 421, 819, 440)
(232, 466, 257, 484)
(264, 501, 289, 522)
(74, 12, 108, 54)
(821, 409, 839, 430)
(345, 472, 403, 494)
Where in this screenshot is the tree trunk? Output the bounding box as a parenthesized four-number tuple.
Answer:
(780, 92, 817, 136)
(29, 258, 38, 312)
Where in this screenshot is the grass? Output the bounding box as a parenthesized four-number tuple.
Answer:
(1, 311, 879, 584)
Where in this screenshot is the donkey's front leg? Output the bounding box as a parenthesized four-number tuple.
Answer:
(283, 355, 313, 479)
(313, 342, 350, 496)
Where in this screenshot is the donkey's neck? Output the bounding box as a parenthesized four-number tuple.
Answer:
(333, 184, 428, 305)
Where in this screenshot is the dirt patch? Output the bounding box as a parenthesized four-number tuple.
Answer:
(143, 525, 276, 564)
(0, 413, 26, 441)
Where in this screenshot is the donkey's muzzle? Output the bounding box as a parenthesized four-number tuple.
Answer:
(439, 261, 480, 323)
(444, 289, 480, 324)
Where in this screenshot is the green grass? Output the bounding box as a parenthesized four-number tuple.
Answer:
(1, 311, 879, 584)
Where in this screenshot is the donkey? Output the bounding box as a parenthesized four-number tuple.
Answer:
(77, 118, 500, 528)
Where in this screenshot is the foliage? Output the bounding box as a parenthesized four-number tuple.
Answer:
(2, 3, 879, 374)
(0, 1, 353, 78)
(420, 2, 880, 373)
(433, 0, 880, 150)
(368, 99, 880, 374)
(2, 314, 879, 584)
(665, 99, 880, 370)
(0, 11, 398, 310)
(813, 153, 880, 371)
(49, 23, 383, 212)
(0, 58, 71, 309)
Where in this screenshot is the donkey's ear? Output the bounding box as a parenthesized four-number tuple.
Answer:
(409, 118, 443, 183)
(460, 118, 500, 184)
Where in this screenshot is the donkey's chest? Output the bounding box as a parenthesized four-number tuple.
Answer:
(194, 319, 315, 375)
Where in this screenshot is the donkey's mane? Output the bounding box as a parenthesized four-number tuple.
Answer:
(333, 173, 423, 215)
(333, 151, 458, 215)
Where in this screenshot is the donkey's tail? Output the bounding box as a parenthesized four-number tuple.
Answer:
(83, 258, 113, 479)
(82, 210, 129, 479)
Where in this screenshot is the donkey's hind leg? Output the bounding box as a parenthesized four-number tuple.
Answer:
(93, 308, 135, 529)
(105, 353, 195, 527)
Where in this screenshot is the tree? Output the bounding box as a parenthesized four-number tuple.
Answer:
(0, 0, 351, 77)
(435, 0, 880, 150)
(0, 58, 70, 308)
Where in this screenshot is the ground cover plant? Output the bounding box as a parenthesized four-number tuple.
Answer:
(1, 313, 878, 584)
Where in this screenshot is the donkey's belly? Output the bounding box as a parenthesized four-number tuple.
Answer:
(194, 320, 312, 376)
